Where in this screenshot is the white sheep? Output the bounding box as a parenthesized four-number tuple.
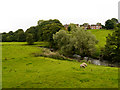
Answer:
(82, 63, 87, 67)
(80, 64, 86, 68)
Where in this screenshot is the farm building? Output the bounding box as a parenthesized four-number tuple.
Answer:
(80, 24, 102, 30)
(90, 25, 102, 29)
(64, 24, 102, 30)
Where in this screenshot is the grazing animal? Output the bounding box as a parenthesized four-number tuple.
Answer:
(82, 63, 87, 67)
(80, 64, 86, 68)
(80, 62, 87, 68)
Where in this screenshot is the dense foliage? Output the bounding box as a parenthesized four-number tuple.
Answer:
(67, 23, 78, 32)
(2, 19, 64, 44)
(2, 29, 26, 42)
(37, 19, 64, 47)
(25, 26, 38, 42)
(53, 26, 98, 58)
(26, 33, 34, 45)
(105, 18, 118, 30)
(102, 27, 120, 62)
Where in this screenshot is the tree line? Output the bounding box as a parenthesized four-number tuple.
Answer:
(1, 18, 118, 42)
(2, 19, 64, 44)
(1, 18, 120, 63)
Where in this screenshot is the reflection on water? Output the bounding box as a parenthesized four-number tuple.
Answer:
(89, 59, 119, 67)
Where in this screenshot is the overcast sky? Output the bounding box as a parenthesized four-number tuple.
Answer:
(0, 0, 120, 33)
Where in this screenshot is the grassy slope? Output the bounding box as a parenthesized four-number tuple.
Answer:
(88, 29, 113, 47)
(2, 42, 118, 88)
(87, 29, 114, 57)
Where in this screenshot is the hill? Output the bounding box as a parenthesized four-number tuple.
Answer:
(87, 29, 114, 58)
(88, 29, 113, 47)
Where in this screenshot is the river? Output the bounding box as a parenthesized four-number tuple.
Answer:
(89, 59, 119, 67)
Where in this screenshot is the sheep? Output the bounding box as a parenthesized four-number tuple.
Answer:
(80, 64, 86, 68)
(82, 63, 87, 67)
(80, 63, 87, 68)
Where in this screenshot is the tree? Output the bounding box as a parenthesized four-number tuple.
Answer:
(68, 23, 78, 32)
(37, 19, 64, 47)
(111, 18, 119, 24)
(53, 30, 75, 56)
(116, 23, 120, 28)
(0, 33, 2, 42)
(13, 29, 25, 42)
(72, 28, 98, 58)
(14, 29, 24, 34)
(2, 32, 7, 42)
(53, 26, 98, 57)
(6, 35, 13, 42)
(68, 25, 71, 32)
(102, 27, 120, 62)
(2, 32, 13, 42)
(101, 25, 105, 29)
(8, 31, 14, 35)
(26, 34, 34, 45)
(105, 18, 118, 30)
(37, 20, 44, 25)
(105, 19, 114, 29)
(96, 23, 101, 26)
(83, 23, 89, 26)
(17, 31, 26, 42)
(25, 26, 38, 41)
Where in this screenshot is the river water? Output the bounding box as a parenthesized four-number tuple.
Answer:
(89, 59, 119, 67)
(72, 54, 119, 67)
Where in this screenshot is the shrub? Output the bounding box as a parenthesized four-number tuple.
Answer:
(33, 48, 67, 60)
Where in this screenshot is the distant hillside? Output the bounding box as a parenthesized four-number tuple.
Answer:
(87, 29, 114, 58)
(88, 29, 114, 47)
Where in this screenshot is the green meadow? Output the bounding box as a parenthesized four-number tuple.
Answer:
(88, 29, 114, 57)
(88, 29, 113, 47)
(2, 41, 118, 88)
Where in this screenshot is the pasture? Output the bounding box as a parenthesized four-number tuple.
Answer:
(88, 29, 114, 58)
(88, 29, 113, 47)
(2, 42, 118, 88)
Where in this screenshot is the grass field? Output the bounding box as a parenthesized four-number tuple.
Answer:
(2, 42, 118, 88)
(87, 29, 114, 57)
(88, 29, 113, 47)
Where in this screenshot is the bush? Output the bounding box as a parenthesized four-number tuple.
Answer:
(41, 48, 67, 60)
(32, 48, 67, 60)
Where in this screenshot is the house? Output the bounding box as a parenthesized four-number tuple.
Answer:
(80, 25, 91, 30)
(90, 24, 102, 29)
(80, 24, 102, 30)
(64, 24, 102, 30)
